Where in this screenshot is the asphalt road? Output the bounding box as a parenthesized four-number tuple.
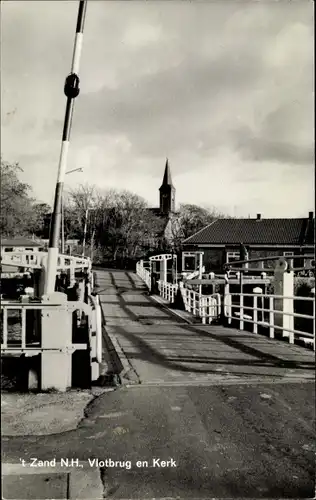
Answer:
(2, 383, 315, 498)
(2, 269, 315, 499)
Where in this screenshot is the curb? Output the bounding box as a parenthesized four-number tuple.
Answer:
(99, 304, 140, 386)
(149, 294, 194, 324)
(2, 463, 104, 500)
(104, 327, 141, 386)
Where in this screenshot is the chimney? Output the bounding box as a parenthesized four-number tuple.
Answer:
(256, 213, 261, 221)
(308, 211, 314, 221)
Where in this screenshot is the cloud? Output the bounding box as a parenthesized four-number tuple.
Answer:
(1, 0, 314, 216)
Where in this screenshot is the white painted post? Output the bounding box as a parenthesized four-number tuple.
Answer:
(274, 258, 294, 342)
(253, 287, 263, 334)
(239, 293, 244, 330)
(311, 288, 315, 351)
(198, 252, 203, 296)
(253, 294, 258, 334)
(160, 257, 167, 283)
(269, 296, 274, 338)
(224, 279, 232, 324)
(201, 296, 206, 324)
(40, 292, 73, 391)
(239, 272, 244, 330)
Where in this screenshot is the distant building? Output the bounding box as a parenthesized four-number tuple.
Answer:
(182, 212, 315, 273)
(0, 238, 43, 273)
(147, 159, 180, 250)
(0, 238, 43, 253)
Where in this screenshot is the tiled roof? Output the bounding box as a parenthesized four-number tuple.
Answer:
(1, 238, 42, 247)
(183, 218, 315, 246)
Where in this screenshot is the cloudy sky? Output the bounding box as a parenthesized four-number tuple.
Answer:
(1, 0, 314, 217)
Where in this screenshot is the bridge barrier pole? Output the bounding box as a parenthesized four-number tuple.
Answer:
(41, 292, 72, 391)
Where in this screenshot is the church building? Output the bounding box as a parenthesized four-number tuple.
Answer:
(147, 159, 180, 249)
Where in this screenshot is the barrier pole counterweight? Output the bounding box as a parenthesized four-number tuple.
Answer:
(44, 1, 87, 294)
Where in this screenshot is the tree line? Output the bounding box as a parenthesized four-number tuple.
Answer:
(1, 158, 228, 266)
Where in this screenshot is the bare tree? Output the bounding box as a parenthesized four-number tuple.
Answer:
(92, 189, 162, 264)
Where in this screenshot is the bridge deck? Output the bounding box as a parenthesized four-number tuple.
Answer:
(96, 270, 314, 386)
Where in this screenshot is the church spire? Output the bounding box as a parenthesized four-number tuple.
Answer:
(161, 158, 174, 187)
(159, 158, 175, 214)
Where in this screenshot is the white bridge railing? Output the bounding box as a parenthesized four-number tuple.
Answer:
(1, 291, 103, 389)
(0, 300, 88, 355)
(158, 280, 178, 303)
(179, 284, 221, 324)
(136, 259, 221, 324)
(136, 257, 315, 348)
(224, 292, 315, 350)
(136, 261, 151, 289)
(1, 250, 92, 273)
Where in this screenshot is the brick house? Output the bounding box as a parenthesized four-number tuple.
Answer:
(182, 212, 315, 273)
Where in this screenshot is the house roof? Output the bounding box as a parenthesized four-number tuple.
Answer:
(183, 217, 315, 246)
(0, 238, 42, 248)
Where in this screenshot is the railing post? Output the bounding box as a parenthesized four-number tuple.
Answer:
(3, 308, 8, 348)
(311, 288, 315, 351)
(160, 258, 167, 283)
(253, 294, 258, 333)
(269, 296, 274, 338)
(206, 297, 210, 324)
(201, 296, 206, 324)
(198, 292, 202, 317)
(217, 293, 221, 318)
(274, 258, 294, 341)
(224, 292, 232, 325)
(239, 293, 244, 330)
(253, 287, 263, 334)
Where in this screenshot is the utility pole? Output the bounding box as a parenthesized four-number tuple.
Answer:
(82, 207, 89, 257)
(61, 195, 65, 254)
(44, 1, 87, 294)
(61, 168, 83, 255)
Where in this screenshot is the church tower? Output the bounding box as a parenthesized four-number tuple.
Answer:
(159, 158, 175, 215)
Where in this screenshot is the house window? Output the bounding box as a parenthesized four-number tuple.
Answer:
(226, 252, 241, 269)
(283, 251, 294, 268)
(304, 257, 315, 269)
(226, 251, 250, 270)
(4, 247, 13, 252)
(226, 251, 240, 263)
